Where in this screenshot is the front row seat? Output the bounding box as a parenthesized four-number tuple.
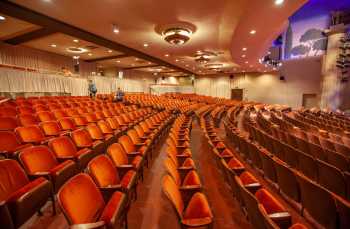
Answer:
(58, 173, 128, 229)
(0, 159, 52, 229)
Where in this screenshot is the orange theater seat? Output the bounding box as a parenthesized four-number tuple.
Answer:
(0, 159, 52, 229)
(162, 175, 213, 228)
(119, 135, 148, 158)
(0, 117, 19, 131)
(87, 155, 137, 202)
(58, 173, 128, 229)
(58, 117, 78, 131)
(18, 114, 39, 126)
(86, 123, 115, 149)
(37, 111, 56, 122)
(15, 125, 52, 145)
(0, 131, 32, 158)
(107, 143, 144, 181)
(0, 106, 17, 117)
(48, 136, 95, 170)
(71, 128, 104, 156)
(19, 145, 77, 193)
(39, 121, 69, 137)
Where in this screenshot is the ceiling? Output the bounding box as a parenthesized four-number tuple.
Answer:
(0, 0, 308, 76)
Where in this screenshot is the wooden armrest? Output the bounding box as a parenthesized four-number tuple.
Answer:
(70, 221, 106, 229)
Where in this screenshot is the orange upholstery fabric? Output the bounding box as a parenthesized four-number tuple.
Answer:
(240, 172, 259, 185)
(183, 193, 212, 219)
(255, 188, 285, 214)
(71, 129, 93, 147)
(49, 136, 78, 158)
(58, 174, 105, 224)
(19, 146, 58, 174)
(88, 155, 120, 187)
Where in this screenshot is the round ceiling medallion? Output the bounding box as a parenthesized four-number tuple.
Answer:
(155, 22, 196, 46)
(195, 56, 210, 64)
(66, 47, 88, 54)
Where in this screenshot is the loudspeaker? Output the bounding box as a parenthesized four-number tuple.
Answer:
(229, 75, 234, 79)
(162, 76, 165, 80)
(280, 76, 285, 81)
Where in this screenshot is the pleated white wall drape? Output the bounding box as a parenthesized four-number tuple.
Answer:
(194, 76, 231, 98)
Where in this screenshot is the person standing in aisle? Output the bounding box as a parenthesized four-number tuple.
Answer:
(115, 87, 124, 102)
(88, 80, 97, 99)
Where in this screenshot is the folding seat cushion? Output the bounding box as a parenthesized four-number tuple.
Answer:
(224, 157, 245, 175)
(316, 159, 346, 198)
(17, 106, 35, 115)
(71, 128, 105, 156)
(168, 152, 196, 170)
(273, 159, 301, 210)
(15, 125, 52, 145)
(238, 171, 262, 193)
(19, 146, 77, 193)
(87, 155, 137, 202)
(0, 159, 52, 229)
(58, 117, 78, 131)
(39, 121, 69, 137)
(0, 117, 18, 131)
(296, 172, 337, 229)
(18, 114, 39, 126)
(86, 123, 114, 149)
(0, 131, 32, 158)
(107, 143, 144, 180)
(50, 136, 95, 169)
(162, 175, 213, 228)
(164, 158, 201, 188)
(335, 195, 350, 229)
(52, 109, 68, 119)
(58, 173, 128, 229)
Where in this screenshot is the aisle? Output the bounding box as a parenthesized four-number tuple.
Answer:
(190, 120, 252, 229)
(128, 141, 180, 229)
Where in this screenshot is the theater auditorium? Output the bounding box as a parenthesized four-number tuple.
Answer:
(0, 0, 350, 229)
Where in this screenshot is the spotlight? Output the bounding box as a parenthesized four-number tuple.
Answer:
(250, 30, 256, 35)
(112, 24, 119, 34)
(0, 15, 6, 21)
(275, 0, 284, 5)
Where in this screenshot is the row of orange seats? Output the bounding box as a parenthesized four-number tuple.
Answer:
(162, 115, 214, 228)
(225, 115, 350, 229)
(200, 110, 309, 229)
(0, 96, 174, 228)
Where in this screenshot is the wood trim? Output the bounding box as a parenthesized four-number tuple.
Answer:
(0, 1, 193, 74)
(123, 64, 160, 70)
(5, 28, 56, 45)
(85, 54, 129, 62)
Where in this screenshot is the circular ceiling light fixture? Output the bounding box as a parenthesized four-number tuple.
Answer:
(155, 22, 196, 46)
(66, 47, 88, 54)
(163, 28, 192, 45)
(195, 56, 210, 64)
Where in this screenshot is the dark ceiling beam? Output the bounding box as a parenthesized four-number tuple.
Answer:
(86, 54, 129, 63)
(161, 71, 180, 74)
(5, 27, 56, 45)
(0, 1, 193, 74)
(123, 64, 160, 70)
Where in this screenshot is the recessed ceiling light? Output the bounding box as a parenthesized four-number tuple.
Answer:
(73, 39, 79, 43)
(186, 65, 189, 67)
(73, 56, 80, 59)
(164, 54, 169, 57)
(275, 0, 284, 5)
(241, 55, 246, 58)
(131, 64, 135, 66)
(50, 44, 57, 48)
(108, 50, 113, 53)
(112, 24, 120, 34)
(116, 60, 121, 63)
(175, 59, 179, 62)
(242, 47, 247, 51)
(88, 53, 92, 56)
(0, 15, 6, 21)
(250, 30, 256, 35)
(143, 43, 149, 47)
(245, 61, 249, 64)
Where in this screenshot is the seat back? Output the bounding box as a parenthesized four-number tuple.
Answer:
(162, 175, 184, 218)
(0, 117, 18, 131)
(18, 114, 39, 126)
(127, 129, 140, 144)
(48, 136, 78, 157)
(19, 146, 58, 174)
(97, 120, 113, 134)
(0, 131, 22, 152)
(107, 143, 128, 166)
(59, 117, 77, 131)
(15, 125, 45, 144)
(296, 173, 337, 229)
(0, 159, 29, 201)
(37, 111, 56, 122)
(88, 155, 120, 187)
(71, 129, 93, 147)
(0, 106, 17, 117)
(118, 135, 136, 153)
(164, 158, 181, 186)
(86, 123, 104, 140)
(39, 121, 62, 136)
(58, 174, 105, 224)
